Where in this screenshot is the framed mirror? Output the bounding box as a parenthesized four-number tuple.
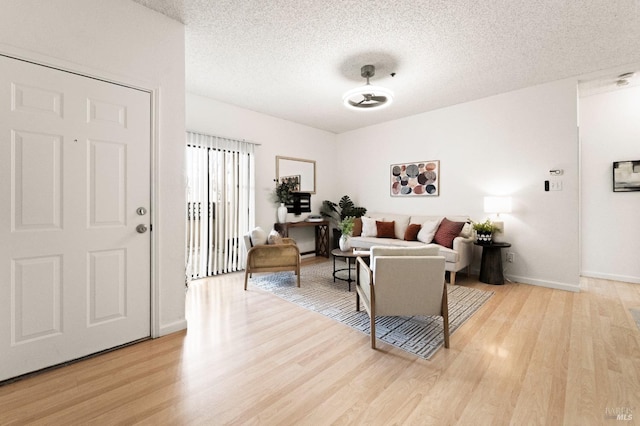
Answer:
(276, 156, 316, 194)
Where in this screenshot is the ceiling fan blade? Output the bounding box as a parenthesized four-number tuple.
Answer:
(370, 96, 387, 102)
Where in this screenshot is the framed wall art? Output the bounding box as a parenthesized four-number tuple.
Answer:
(390, 160, 440, 196)
(613, 160, 640, 192)
(280, 175, 300, 192)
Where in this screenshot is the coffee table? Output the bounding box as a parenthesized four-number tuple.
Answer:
(331, 248, 370, 291)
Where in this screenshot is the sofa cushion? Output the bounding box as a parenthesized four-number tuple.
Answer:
(433, 218, 465, 248)
(361, 216, 380, 237)
(460, 221, 473, 238)
(368, 213, 409, 239)
(349, 237, 460, 263)
(376, 221, 396, 238)
(249, 227, 268, 246)
(350, 236, 424, 249)
(417, 218, 442, 243)
(404, 223, 421, 241)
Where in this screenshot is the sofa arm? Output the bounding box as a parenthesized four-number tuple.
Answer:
(452, 236, 474, 268)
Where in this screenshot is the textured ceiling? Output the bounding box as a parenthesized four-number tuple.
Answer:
(132, 0, 640, 133)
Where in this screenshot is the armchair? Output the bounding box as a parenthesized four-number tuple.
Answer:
(243, 231, 301, 290)
(355, 246, 449, 349)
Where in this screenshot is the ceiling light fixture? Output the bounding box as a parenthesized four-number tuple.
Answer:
(343, 65, 393, 110)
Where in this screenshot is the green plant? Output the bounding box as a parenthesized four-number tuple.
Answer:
(320, 195, 367, 227)
(273, 178, 296, 204)
(337, 216, 355, 236)
(472, 218, 499, 233)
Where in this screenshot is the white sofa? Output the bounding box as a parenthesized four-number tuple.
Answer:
(349, 213, 474, 285)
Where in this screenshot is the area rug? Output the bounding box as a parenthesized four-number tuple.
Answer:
(630, 308, 640, 331)
(249, 261, 493, 359)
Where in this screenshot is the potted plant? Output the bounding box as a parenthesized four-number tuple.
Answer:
(472, 219, 499, 244)
(320, 195, 367, 227)
(337, 216, 355, 251)
(273, 178, 297, 223)
(320, 195, 367, 248)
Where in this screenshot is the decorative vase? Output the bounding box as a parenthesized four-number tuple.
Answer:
(339, 234, 351, 251)
(277, 203, 287, 223)
(476, 232, 493, 244)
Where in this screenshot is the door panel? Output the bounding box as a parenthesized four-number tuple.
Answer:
(0, 55, 151, 382)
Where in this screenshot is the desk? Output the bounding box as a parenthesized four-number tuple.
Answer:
(274, 220, 330, 258)
(475, 242, 511, 284)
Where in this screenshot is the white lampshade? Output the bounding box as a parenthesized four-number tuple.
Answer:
(484, 196, 512, 216)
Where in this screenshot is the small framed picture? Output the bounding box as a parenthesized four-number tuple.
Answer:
(390, 160, 439, 196)
(613, 161, 640, 192)
(280, 175, 300, 192)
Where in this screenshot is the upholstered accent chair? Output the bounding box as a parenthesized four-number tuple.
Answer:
(243, 228, 301, 290)
(355, 245, 449, 349)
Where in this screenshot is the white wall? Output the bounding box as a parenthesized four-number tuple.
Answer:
(186, 93, 338, 254)
(337, 79, 581, 291)
(0, 0, 187, 335)
(580, 86, 640, 284)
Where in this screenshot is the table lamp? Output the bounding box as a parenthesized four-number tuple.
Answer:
(484, 196, 512, 242)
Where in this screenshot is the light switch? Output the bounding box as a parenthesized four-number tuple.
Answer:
(550, 180, 563, 191)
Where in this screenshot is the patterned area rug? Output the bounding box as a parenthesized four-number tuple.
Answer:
(249, 261, 493, 359)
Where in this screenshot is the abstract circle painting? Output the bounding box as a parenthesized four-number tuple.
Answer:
(390, 160, 440, 196)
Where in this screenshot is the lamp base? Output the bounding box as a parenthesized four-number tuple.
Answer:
(492, 220, 505, 242)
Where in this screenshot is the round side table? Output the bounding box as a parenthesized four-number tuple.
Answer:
(474, 242, 511, 285)
(331, 248, 370, 291)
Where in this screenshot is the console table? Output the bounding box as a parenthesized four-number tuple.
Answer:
(274, 220, 330, 258)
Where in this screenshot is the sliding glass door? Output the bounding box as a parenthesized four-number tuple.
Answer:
(186, 132, 255, 279)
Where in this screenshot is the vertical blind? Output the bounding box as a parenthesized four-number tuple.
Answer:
(186, 131, 255, 279)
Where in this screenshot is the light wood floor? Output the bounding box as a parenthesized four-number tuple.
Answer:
(1, 259, 639, 425)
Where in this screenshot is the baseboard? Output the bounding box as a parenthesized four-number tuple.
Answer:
(159, 319, 188, 337)
(581, 271, 640, 285)
(505, 274, 581, 292)
(467, 267, 581, 292)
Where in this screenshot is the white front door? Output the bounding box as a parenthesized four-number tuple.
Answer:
(0, 55, 151, 382)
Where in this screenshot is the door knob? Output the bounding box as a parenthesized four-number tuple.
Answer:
(136, 224, 148, 234)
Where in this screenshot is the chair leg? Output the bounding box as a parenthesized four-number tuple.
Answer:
(296, 267, 300, 287)
(356, 292, 360, 311)
(449, 271, 457, 286)
(370, 314, 376, 349)
(244, 270, 249, 290)
(442, 282, 450, 348)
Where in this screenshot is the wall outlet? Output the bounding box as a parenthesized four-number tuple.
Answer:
(506, 252, 515, 263)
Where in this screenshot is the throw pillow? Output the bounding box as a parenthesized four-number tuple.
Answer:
(249, 227, 268, 246)
(404, 223, 421, 241)
(460, 221, 473, 238)
(267, 229, 283, 245)
(376, 221, 396, 239)
(417, 218, 443, 243)
(361, 216, 380, 237)
(433, 218, 466, 248)
(352, 217, 363, 237)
